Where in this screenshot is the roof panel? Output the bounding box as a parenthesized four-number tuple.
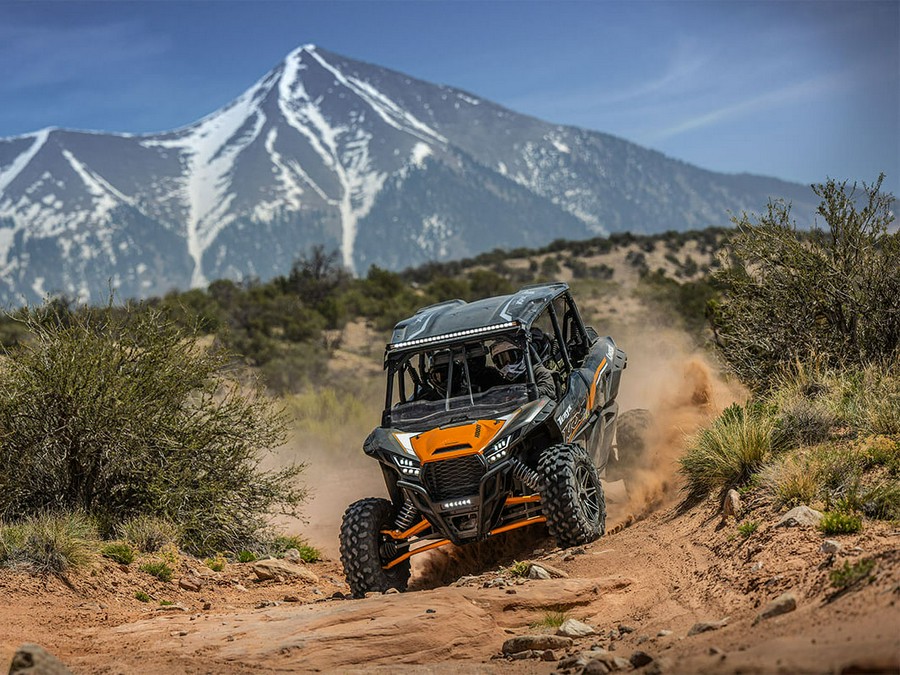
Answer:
(389, 282, 568, 347)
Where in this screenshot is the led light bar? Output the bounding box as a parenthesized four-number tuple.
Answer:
(442, 498, 473, 510)
(389, 321, 519, 350)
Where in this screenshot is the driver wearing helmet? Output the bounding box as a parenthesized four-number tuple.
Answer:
(489, 339, 556, 400)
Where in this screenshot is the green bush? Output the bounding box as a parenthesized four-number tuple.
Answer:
(0, 512, 96, 574)
(237, 550, 257, 563)
(737, 520, 759, 538)
(204, 553, 226, 572)
(134, 590, 150, 602)
(711, 176, 898, 393)
(819, 511, 862, 535)
(269, 534, 321, 562)
(140, 560, 174, 582)
(679, 403, 784, 500)
(829, 559, 875, 589)
(0, 302, 306, 555)
(101, 541, 136, 565)
(760, 454, 820, 508)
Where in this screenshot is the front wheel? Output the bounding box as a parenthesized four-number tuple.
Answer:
(340, 497, 411, 598)
(538, 443, 606, 548)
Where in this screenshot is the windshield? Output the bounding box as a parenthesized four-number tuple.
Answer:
(389, 384, 530, 430)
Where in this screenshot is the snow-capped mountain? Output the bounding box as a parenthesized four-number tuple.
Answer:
(0, 45, 817, 305)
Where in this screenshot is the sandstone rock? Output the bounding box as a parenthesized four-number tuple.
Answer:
(631, 650, 654, 667)
(252, 559, 319, 583)
(722, 489, 742, 519)
(384, 588, 400, 594)
(8, 644, 72, 675)
(509, 649, 541, 660)
(527, 564, 552, 580)
(753, 592, 797, 625)
(155, 604, 189, 612)
(541, 649, 557, 661)
(503, 634, 572, 654)
(282, 548, 303, 564)
(776, 505, 823, 528)
(557, 618, 597, 637)
(618, 624, 636, 634)
(821, 539, 842, 555)
(687, 618, 728, 636)
(533, 561, 569, 578)
(657, 629, 673, 637)
(283, 595, 300, 603)
(179, 576, 202, 592)
(709, 646, 725, 655)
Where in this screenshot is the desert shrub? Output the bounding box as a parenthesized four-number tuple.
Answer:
(857, 436, 900, 475)
(0, 512, 96, 573)
(711, 176, 898, 393)
(118, 516, 181, 554)
(829, 559, 875, 588)
(101, 541, 136, 565)
(819, 511, 862, 535)
(680, 403, 784, 500)
(237, 550, 257, 563)
(737, 520, 759, 538)
(268, 534, 321, 562)
(134, 590, 150, 602)
(760, 454, 820, 508)
(775, 396, 837, 446)
(0, 302, 306, 555)
(204, 553, 226, 572)
(140, 560, 173, 582)
(506, 560, 530, 578)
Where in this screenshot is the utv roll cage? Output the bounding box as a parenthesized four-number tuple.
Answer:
(381, 282, 589, 427)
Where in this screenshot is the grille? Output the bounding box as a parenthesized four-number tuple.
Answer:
(423, 455, 485, 501)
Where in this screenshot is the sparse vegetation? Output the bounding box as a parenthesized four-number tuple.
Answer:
(0, 512, 96, 574)
(819, 511, 863, 535)
(140, 560, 174, 582)
(134, 591, 150, 602)
(119, 516, 181, 554)
(237, 550, 257, 563)
(101, 541, 136, 565)
(506, 560, 531, 578)
(737, 520, 759, 538)
(829, 559, 876, 589)
(204, 553, 226, 572)
(531, 610, 570, 629)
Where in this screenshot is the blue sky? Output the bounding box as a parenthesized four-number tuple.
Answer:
(1, 1, 898, 194)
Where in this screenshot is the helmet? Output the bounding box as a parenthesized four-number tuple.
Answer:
(490, 339, 526, 381)
(427, 351, 459, 396)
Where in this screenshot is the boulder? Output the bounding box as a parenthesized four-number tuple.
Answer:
(532, 561, 569, 578)
(722, 489, 742, 519)
(527, 564, 551, 580)
(8, 644, 72, 675)
(753, 592, 797, 625)
(776, 505, 823, 528)
(556, 618, 596, 637)
(631, 650, 655, 667)
(502, 634, 572, 654)
(821, 539, 842, 555)
(178, 576, 202, 592)
(252, 559, 319, 583)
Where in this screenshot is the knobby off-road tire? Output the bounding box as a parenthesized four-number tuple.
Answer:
(538, 443, 606, 548)
(340, 497, 411, 598)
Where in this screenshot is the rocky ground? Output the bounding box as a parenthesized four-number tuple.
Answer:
(2, 486, 897, 674)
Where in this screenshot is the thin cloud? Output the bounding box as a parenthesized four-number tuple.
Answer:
(648, 69, 852, 141)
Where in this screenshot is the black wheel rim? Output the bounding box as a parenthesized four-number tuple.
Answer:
(574, 463, 600, 523)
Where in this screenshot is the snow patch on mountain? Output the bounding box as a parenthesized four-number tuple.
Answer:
(0, 129, 50, 194)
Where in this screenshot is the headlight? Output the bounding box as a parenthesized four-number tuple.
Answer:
(392, 454, 421, 476)
(485, 435, 512, 464)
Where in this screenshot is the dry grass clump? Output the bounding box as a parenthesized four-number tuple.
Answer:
(679, 403, 784, 500)
(0, 512, 96, 574)
(118, 516, 181, 554)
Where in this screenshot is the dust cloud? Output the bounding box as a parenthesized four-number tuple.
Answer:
(605, 323, 745, 531)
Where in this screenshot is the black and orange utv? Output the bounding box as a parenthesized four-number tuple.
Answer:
(339, 283, 627, 596)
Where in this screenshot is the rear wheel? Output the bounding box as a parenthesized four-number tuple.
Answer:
(340, 497, 411, 598)
(538, 443, 606, 548)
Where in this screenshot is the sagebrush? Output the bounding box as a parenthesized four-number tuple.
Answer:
(0, 302, 306, 554)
